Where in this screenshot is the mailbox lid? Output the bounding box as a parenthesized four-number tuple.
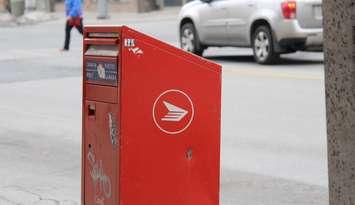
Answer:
(83, 56, 119, 103)
(119, 27, 221, 205)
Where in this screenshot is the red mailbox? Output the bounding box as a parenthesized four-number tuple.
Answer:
(82, 26, 221, 205)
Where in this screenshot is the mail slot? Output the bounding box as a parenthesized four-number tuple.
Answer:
(82, 25, 222, 205)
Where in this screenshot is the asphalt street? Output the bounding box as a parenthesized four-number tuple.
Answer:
(0, 8, 328, 205)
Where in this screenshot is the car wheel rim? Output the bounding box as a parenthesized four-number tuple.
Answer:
(181, 28, 195, 52)
(254, 31, 270, 62)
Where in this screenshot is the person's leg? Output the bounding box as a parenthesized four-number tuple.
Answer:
(63, 20, 73, 50)
(75, 18, 84, 35)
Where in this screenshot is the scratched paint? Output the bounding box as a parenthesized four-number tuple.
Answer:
(87, 149, 112, 201)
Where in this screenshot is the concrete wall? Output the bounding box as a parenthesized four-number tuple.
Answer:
(79, 0, 138, 12)
(164, 0, 182, 6)
(0, 0, 4, 11)
(83, 0, 180, 12)
(136, 0, 157, 12)
(0, 0, 7, 12)
(163, 0, 190, 6)
(324, 0, 355, 204)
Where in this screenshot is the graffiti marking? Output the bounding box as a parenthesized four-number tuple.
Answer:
(87, 149, 112, 199)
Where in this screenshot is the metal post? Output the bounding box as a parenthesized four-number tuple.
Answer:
(97, 0, 108, 19)
(156, 0, 163, 9)
(35, 0, 52, 12)
(137, 0, 156, 13)
(25, 0, 35, 11)
(10, 0, 25, 16)
(324, 0, 355, 204)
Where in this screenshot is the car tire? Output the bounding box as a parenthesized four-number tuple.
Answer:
(180, 23, 205, 56)
(252, 25, 279, 64)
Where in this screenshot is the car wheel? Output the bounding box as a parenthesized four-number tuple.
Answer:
(252, 26, 279, 64)
(180, 23, 205, 56)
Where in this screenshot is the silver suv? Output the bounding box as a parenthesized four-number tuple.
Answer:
(178, 0, 323, 64)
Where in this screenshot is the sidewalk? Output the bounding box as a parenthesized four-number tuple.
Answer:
(0, 76, 328, 205)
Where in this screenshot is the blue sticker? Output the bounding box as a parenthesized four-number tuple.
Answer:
(86, 60, 118, 86)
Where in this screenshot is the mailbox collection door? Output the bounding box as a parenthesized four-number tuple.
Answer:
(84, 101, 118, 205)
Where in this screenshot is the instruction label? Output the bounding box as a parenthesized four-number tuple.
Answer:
(86, 60, 118, 86)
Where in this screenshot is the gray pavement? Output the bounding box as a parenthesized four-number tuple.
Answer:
(0, 9, 328, 205)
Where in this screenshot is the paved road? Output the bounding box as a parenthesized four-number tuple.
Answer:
(0, 9, 328, 205)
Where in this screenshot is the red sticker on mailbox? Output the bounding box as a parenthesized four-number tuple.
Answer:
(153, 89, 194, 135)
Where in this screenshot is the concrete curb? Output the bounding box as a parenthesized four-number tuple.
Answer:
(0, 11, 57, 27)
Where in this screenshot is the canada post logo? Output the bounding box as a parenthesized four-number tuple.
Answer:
(153, 89, 194, 135)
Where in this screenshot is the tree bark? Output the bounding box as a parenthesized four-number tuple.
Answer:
(324, 0, 355, 204)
